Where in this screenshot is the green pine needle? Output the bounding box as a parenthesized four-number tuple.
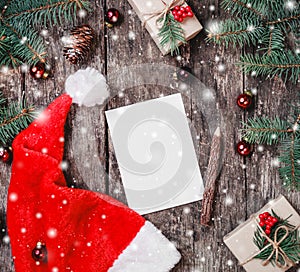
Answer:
(0, 0, 90, 68)
(242, 115, 300, 190)
(207, 0, 300, 83)
(240, 50, 300, 83)
(158, 13, 186, 56)
(0, 93, 37, 146)
(253, 210, 300, 266)
(242, 117, 292, 145)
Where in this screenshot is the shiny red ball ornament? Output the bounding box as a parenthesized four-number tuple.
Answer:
(237, 92, 252, 109)
(176, 67, 192, 82)
(29, 62, 50, 80)
(105, 8, 121, 27)
(236, 140, 252, 156)
(31, 242, 47, 263)
(0, 146, 12, 163)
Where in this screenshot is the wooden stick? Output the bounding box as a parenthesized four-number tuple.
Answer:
(200, 127, 222, 226)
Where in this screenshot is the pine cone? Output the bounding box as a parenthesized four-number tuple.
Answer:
(63, 25, 95, 65)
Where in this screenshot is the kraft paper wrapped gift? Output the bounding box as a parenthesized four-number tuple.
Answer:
(224, 195, 300, 272)
(127, 0, 203, 55)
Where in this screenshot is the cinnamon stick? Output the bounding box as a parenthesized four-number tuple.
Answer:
(200, 127, 222, 226)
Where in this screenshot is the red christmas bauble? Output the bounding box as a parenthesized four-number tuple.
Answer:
(105, 8, 121, 27)
(236, 140, 252, 156)
(31, 242, 47, 262)
(237, 93, 252, 109)
(177, 67, 192, 82)
(0, 146, 12, 163)
(29, 62, 50, 80)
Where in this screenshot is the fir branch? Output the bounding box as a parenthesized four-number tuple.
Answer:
(240, 50, 300, 83)
(242, 117, 292, 145)
(221, 0, 267, 19)
(207, 0, 300, 83)
(0, 95, 37, 146)
(0, 0, 90, 68)
(158, 13, 186, 56)
(279, 135, 300, 191)
(207, 19, 264, 48)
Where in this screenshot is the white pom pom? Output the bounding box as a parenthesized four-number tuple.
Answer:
(65, 67, 109, 107)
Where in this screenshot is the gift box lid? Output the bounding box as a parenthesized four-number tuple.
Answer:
(224, 195, 300, 272)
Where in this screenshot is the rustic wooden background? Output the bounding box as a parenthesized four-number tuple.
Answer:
(0, 0, 299, 271)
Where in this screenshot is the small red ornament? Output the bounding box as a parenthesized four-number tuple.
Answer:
(0, 146, 12, 163)
(236, 91, 253, 109)
(29, 62, 50, 80)
(31, 242, 47, 262)
(176, 66, 192, 82)
(105, 8, 121, 27)
(172, 5, 194, 23)
(236, 140, 252, 156)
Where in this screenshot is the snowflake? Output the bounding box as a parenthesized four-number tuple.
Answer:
(227, 259, 234, 266)
(35, 212, 43, 219)
(47, 228, 58, 239)
(9, 192, 18, 202)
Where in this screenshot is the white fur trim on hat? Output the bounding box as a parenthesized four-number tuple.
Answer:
(108, 221, 181, 272)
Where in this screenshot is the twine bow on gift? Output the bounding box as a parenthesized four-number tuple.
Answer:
(240, 218, 299, 269)
(143, 0, 185, 28)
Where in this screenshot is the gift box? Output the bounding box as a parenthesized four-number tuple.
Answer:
(127, 0, 203, 55)
(224, 195, 300, 272)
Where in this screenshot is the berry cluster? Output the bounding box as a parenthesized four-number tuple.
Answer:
(171, 6, 194, 23)
(258, 212, 278, 236)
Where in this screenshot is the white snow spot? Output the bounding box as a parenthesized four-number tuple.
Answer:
(225, 196, 233, 206)
(41, 148, 48, 154)
(21, 228, 26, 234)
(249, 183, 256, 190)
(52, 267, 59, 272)
(9, 192, 18, 202)
(284, 0, 297, 11)
(200, 256, 205, 262)
(40, 29, 48, 37)
(128, 31, 136, 40)
(217, 63, 226, 72)
(78, 9, 87, 18)
(3, 235, 10, 244)
(257, 145, 264, 152)
(209, 5, 215, 11)
(183, 207, 191, 214)
(36, 212, 43, 219)
(62, 200, 68, 205)
(101, 214, 106, 219)
(47, 228, 58, 239)
(59, 137, 64, 143)
(227, 259, 234, 266)
(247, 25, 255, 32)
(51, 194, 55, 199)
(87, 242, 92, 247)
(60, 161, 68, 170)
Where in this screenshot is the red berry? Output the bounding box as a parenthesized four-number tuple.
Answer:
(259, 222, 265, 227)
(180, 6, 185, 12)
(178, 17, 183, 22)
(185, 6, 192, 12)
(267, 216, 272, 221)
(265, 229, 271, 235)
(187, 11, 194, 17)
(174, 6, 180, 11)
(177, 11, 182, 16)
(259, 214, 264, 220)
(272, 218, 278, 224)
(263, 212, 270, 218)
(182, 12, 187, 18)
(174, 15, 180, 21)
(172, 10, 177, 16)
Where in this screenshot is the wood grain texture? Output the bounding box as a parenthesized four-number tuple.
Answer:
(0, 0, 299, 271)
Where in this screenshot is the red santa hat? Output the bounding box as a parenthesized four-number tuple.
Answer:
(7, 71, 181, 271)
